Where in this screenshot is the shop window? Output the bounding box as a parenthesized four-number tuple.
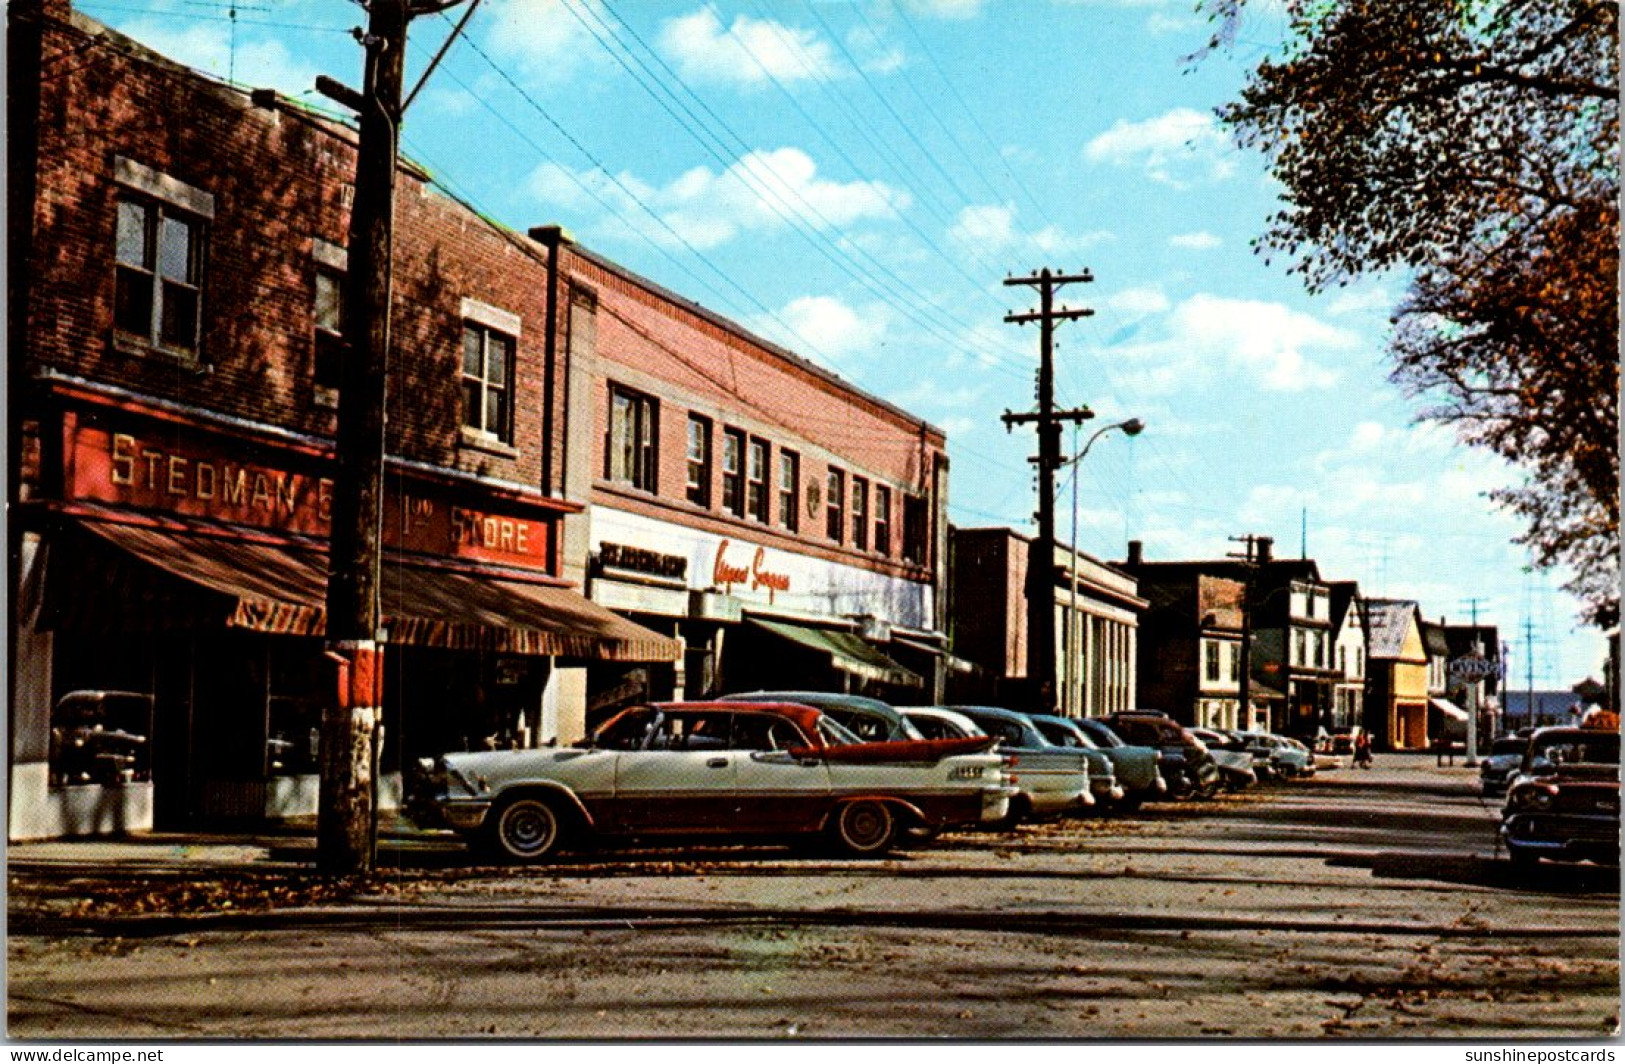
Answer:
(851, 476, 869, 550)
(463, 323, 516, 444)
(874, 485, 891, 555)
(721, 428, 745, 517)
(778, 450, 800, 532)
(313, 268, 346, 397)
(49, 690, 153, 787)
(746, 437, 769, 523)
(902, 492, 928, 564)
(266, 642, 324, 777)
(114, 195, 205, 356)
(607, 384, 658, 491)
(826, 468, 845, 542)
(1205, 640, 1220, 682)
(685, 414, 712, 507)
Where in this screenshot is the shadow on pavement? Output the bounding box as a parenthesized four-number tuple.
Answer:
(1327, 850, 1621, 895)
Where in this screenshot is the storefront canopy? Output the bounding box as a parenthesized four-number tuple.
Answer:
(747, 617, 922, 687)
(1430, 698, 1470, 722)
(48, 520, 680, 662)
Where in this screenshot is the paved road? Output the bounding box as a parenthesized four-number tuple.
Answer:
(8, 754, 1619, 1039)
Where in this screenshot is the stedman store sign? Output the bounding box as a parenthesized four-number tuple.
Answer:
(62, 411, 555, 570)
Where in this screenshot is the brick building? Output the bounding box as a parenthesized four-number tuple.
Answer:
(1128, 566, 1250, 729)
(7, 2, 677, 838)
(535, 232, 953, 724)
(948, 528, 1142, 716)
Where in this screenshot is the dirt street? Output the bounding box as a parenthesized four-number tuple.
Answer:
(8, 754, 1619, 1039)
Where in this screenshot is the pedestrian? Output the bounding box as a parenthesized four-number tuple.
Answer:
(1354, 731, 1373, 770)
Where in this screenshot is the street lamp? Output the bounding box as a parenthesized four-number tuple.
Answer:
(1061, 418, 1144, 716)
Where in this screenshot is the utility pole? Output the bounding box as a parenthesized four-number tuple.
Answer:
(1228, 534, 1266, 731)
(317, 0, 464, 876)
(1002, 268, 1094, 714)
(1459, 596, 1489, 765)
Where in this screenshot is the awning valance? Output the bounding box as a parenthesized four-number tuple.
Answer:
(47, 520, 680, 662)
(747, 617, 922, 687)
(1430, 698, 1470, 722)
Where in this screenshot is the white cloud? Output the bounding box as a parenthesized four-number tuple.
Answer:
(659, 7, 838, 88)
(948, 203, 1113, 258)
(1084, 107, 1238, 188)
(482, 0, 606, 84)
(526, 148, 907, 250)
(1109, 294, 1355, 394)
(1169, 231, 1222, 251)
(768, 296, 892, 362)
(1325, 285, 1396, 317)
(112, 20, 317, 95)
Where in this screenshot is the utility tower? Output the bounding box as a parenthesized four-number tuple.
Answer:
(1002, 268, 1094, 713)
(317, 0, 467, 876)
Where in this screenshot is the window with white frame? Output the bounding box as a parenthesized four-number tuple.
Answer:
(686, 415, 712, 507)
(874, 485, 891, 555)
(721, 429, 745, 517)
(115, 196, 205, 355)
(746, 437, 769, 523)
(826, 469, 845, 542)
(606, 384, 658, 491)
(1205, 640, 1221, 682)
(463, 323, 516, 444)
(851, 476, 869, 550)
(778, 451, 800, 531)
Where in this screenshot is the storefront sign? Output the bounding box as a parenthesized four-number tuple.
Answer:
(65, 414, 554, 570)
(712, 538, 792, 598)
(599, 541, 687, 581)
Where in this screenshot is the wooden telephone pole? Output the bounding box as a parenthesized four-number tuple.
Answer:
(1227, 534, 1268, 731)
(1002, 269, 1095, 714)
(318, 0, 465, 876)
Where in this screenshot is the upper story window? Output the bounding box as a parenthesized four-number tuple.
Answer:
(902, 492, 928, 564)
(685, 415, 712, 507)
(721, 429, 745, 517)
(606, 384, 658, 491)
(1230, 642, 1241, 681)
(1314, 631, 1327, 669)
(111, 157, 214, 361)
(851, 476, 869, 550)
(1205, 640, 1221, 682)
(1356, 647, 1364, 677)
(1293, 628, 1307, 667)
(778, 451, 800, 532)
(463, 323, 516, 444)
(874, 485, 891, 555)
(746, 438, 769, 523)
(1338, 645, 1347, 675)
(826, 468, 846, 542)
(311, 239, 347, 404)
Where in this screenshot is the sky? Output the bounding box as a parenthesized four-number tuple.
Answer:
(73, 0, 1606, 688)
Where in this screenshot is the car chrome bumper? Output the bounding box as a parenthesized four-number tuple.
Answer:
(979, 784, 1020, 822)
(438, 800, 492, 833)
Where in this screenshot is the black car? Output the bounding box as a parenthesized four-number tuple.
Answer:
(1102, 711, 1219, 799)
(1501, 726, 1619, 868)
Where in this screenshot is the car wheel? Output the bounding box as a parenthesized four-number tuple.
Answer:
(489, 794, 568, 862)
(830, 799, 897, 856)
(1506, 845, 1538, 869)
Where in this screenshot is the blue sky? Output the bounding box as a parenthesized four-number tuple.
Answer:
(77, 0, 1603, 688)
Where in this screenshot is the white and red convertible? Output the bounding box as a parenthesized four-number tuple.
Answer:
(407, 701, 1016, 861)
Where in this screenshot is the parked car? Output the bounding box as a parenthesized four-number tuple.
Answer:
(1480, 735, 1530, 797)
(1028, 713, 1164, 810)
(1501, 725, 1620, 868)
(1068, 717, 1168, 809)
(721, 691, 922, 742)
(1103, 711, 1220, 799)
(900, 706, 985, 742)
(1013, 712, 1125, 810)
(406, 701, 1015, 861)
(1234, 731, 1314, 780)
(936, 705, 1098, 824)
(1187, 728, 1258, 791)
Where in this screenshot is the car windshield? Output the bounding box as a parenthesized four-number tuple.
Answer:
(1490, 737, 1527, 756)
(1077, 720, 1123, 748)
(817, 716, 864, 747)
(1529, 732, 1620, 767)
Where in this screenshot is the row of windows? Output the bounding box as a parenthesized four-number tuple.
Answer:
(113, 187, 520, 447)
(609, 382, 927, 563)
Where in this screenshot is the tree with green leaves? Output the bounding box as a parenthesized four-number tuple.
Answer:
(1208, 0, 1619, 627)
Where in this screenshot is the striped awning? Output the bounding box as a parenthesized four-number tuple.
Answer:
(43, 520, 680, 662)
(746, 617, 922, 687)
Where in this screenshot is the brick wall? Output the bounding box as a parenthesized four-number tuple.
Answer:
(25, 8, 558, 493)
(559, 242, 947, 581)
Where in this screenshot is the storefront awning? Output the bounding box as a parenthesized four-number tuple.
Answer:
(747, 617, 922, 687)
(49, 520, 680, 662)
(1430, 698, 1470, 721)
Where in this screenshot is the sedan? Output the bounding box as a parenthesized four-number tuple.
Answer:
(935, 705, 1098, 823)
(406, 701, 1015, 862)
(1501, 725, 1620, 868)
(1028, 713, 1162, 810)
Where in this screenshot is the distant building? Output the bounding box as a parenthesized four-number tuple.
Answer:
(1125, 567, 1250, 729)
(948, 527, 1143, 715)
(1326, 582, 1367, 732)
(1502, 691, 1585, 729)
(1363, 600, 1430, 750)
